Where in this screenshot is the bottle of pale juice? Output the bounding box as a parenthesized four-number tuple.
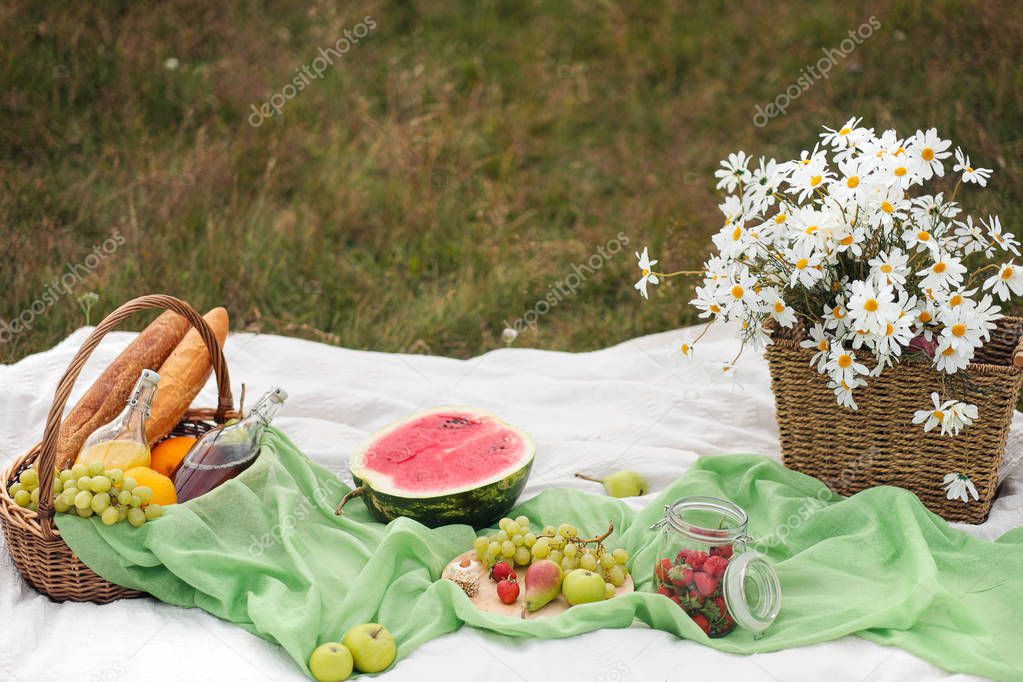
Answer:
(76, 369, 160, 471)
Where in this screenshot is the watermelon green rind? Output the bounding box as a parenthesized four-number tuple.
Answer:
(347, 406, 535, 528)
(353, 459, 533, 529)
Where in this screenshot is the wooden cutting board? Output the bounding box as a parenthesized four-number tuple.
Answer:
(441, 550, 634, 619)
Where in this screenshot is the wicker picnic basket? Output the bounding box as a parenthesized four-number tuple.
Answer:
(766, 316, 1023, 524)
(0, 295, 237, 603)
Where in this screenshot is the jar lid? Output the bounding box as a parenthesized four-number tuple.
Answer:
(722, 551, 781, 634)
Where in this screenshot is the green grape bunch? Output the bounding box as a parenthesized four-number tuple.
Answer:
(471, 517, 632, 596)
(8, 461, 164, 527)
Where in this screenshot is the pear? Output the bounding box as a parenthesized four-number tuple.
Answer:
(575, 470, 648, 497)
(521, 559, 563, 615)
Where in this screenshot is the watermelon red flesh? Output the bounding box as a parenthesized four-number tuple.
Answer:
(349, 408, 534, 528)
(356, 410, 530, 495)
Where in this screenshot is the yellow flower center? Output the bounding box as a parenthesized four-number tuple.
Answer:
(847, 176, 859, 188)
(942, 346, 955, 357)
(642, 268, 650, 276)
(1002, 267, 1014, 280)
(774, 301, 785, 313)
(966, 166, 974, 173)
(818, 339, 829, 351)
(839, 127, 851, 135)
(880, 201, 894, 213)
(949, 294, 963, 306)
(832, 306, 845, 318)
(810, 175, 823, 187)
(730, 285, 744, 299)
(886, 323, 894, 336)
(921, 147, 934, 161)
(933, 410, 944, 420)
(840, 235, 854, 246)
(805, 225, 819, 234)
(895, 146, 906, 156)
(919, 311, 932, 323)
(951, 323, 966, 337)
(710, 304, 721, 313)
(800, 159, 811, 165)
(732, 226, 742, 241)
(774, 213, 787, 223)
(917, 230, 931, 242)
(894, 166, 907, 176)
(837, 354, 852, 368)
(864, 298, 879, 312)
(795, 258, 809, 270)
(680, 343, 690, 355)
(880, 264, 893, 273)
(933, 262, 947, 274)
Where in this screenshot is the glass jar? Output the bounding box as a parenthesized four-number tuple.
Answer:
(650, 496, 780, 638)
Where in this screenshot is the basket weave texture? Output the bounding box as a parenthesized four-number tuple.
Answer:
(0, 295, 237, 603)
(766, 317, 1023, 524)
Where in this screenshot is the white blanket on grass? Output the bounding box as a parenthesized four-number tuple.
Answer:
(3, 323, 1021, 682)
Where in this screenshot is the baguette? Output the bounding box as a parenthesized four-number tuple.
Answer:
(57, 310, 190, 467)
(146, 307, 229, 444)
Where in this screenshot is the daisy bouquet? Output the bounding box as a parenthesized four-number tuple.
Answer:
(636, 119, 1017, 438)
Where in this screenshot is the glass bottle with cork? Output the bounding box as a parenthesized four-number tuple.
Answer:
(76, 369, 161, 472)
(172, 386, 287, 502)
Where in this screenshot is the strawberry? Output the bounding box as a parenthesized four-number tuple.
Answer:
(490, 561, 515, 583)
(496, 577, 520, 604)
(710, 544, 733, 559)
(693, 571, 720, 598)
(675, 548, 690, 564)
(657, 585, 675, 598)
(668, 566, 688, 588)
(704, 555, 728, 578)
(687, 589, 705, 604)
(712, 595, 728, 617)
(686, 551, 708, 570)
(682, 568, 695, 587)
(655, 558, 673, 582)
(690, 613, 711, 635)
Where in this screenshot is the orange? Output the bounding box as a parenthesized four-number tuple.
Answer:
(124, 466, 178, 506)
(150, 436, 196, 478)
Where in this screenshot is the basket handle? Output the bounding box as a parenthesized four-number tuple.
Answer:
(34, 295, 233, 539)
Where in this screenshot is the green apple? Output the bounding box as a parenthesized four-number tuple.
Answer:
(562, 568, 607, 605)
(342, 623, 396, 673)
(308, 642, 353, 682)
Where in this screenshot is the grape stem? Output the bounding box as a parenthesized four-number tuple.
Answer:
(539, 520, 615, 551)
(335, 486, 365, 515)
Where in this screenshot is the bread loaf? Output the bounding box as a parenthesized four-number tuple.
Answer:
(146, 307, 229, 444)
(57, 311, 190, 467)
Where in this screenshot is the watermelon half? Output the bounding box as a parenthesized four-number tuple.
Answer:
(337, 407, 535, 529)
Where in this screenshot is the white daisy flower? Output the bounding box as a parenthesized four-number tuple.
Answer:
(917, 254, 966, 293)
(634, 248, 660, 299)
(723, 270, 761, 313)
(917, 399, 976, 436)
(824, 343, 868, 387)
(907, 128, 952, 180)
(785, 146, 834, 202)
(691, 283, 725, 320)
(846, 279, 899, 336)
(933, 338, 973, 374)
(984, 215, 1020, 256)
(942, 472, 979, 502)
(938, 304, 985, 356)
(822, 298, 850, 332)
(799, 323, 831, 371)
(714, 151, 750, 193)
(785, 241, 824, 288)
(883, 153, 918, 190)
(868, 250, 909, 288)
(901, 223, 939, 254)
(830, 379, 860, 410)
(762, 289, 797, 328)
(983, 262, 1023, 301)
(910, 193, 960, 227)
(952, 147, 992, 187)
(820, 117, 868, 149)
(952, 216, 991, 256)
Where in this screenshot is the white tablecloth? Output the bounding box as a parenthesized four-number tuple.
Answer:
(4, 324, 1020, 682)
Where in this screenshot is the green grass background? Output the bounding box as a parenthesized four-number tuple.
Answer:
(2, 0, 1021, 363)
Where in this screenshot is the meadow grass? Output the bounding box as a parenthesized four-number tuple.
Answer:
(2, 0, 1021, 364)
